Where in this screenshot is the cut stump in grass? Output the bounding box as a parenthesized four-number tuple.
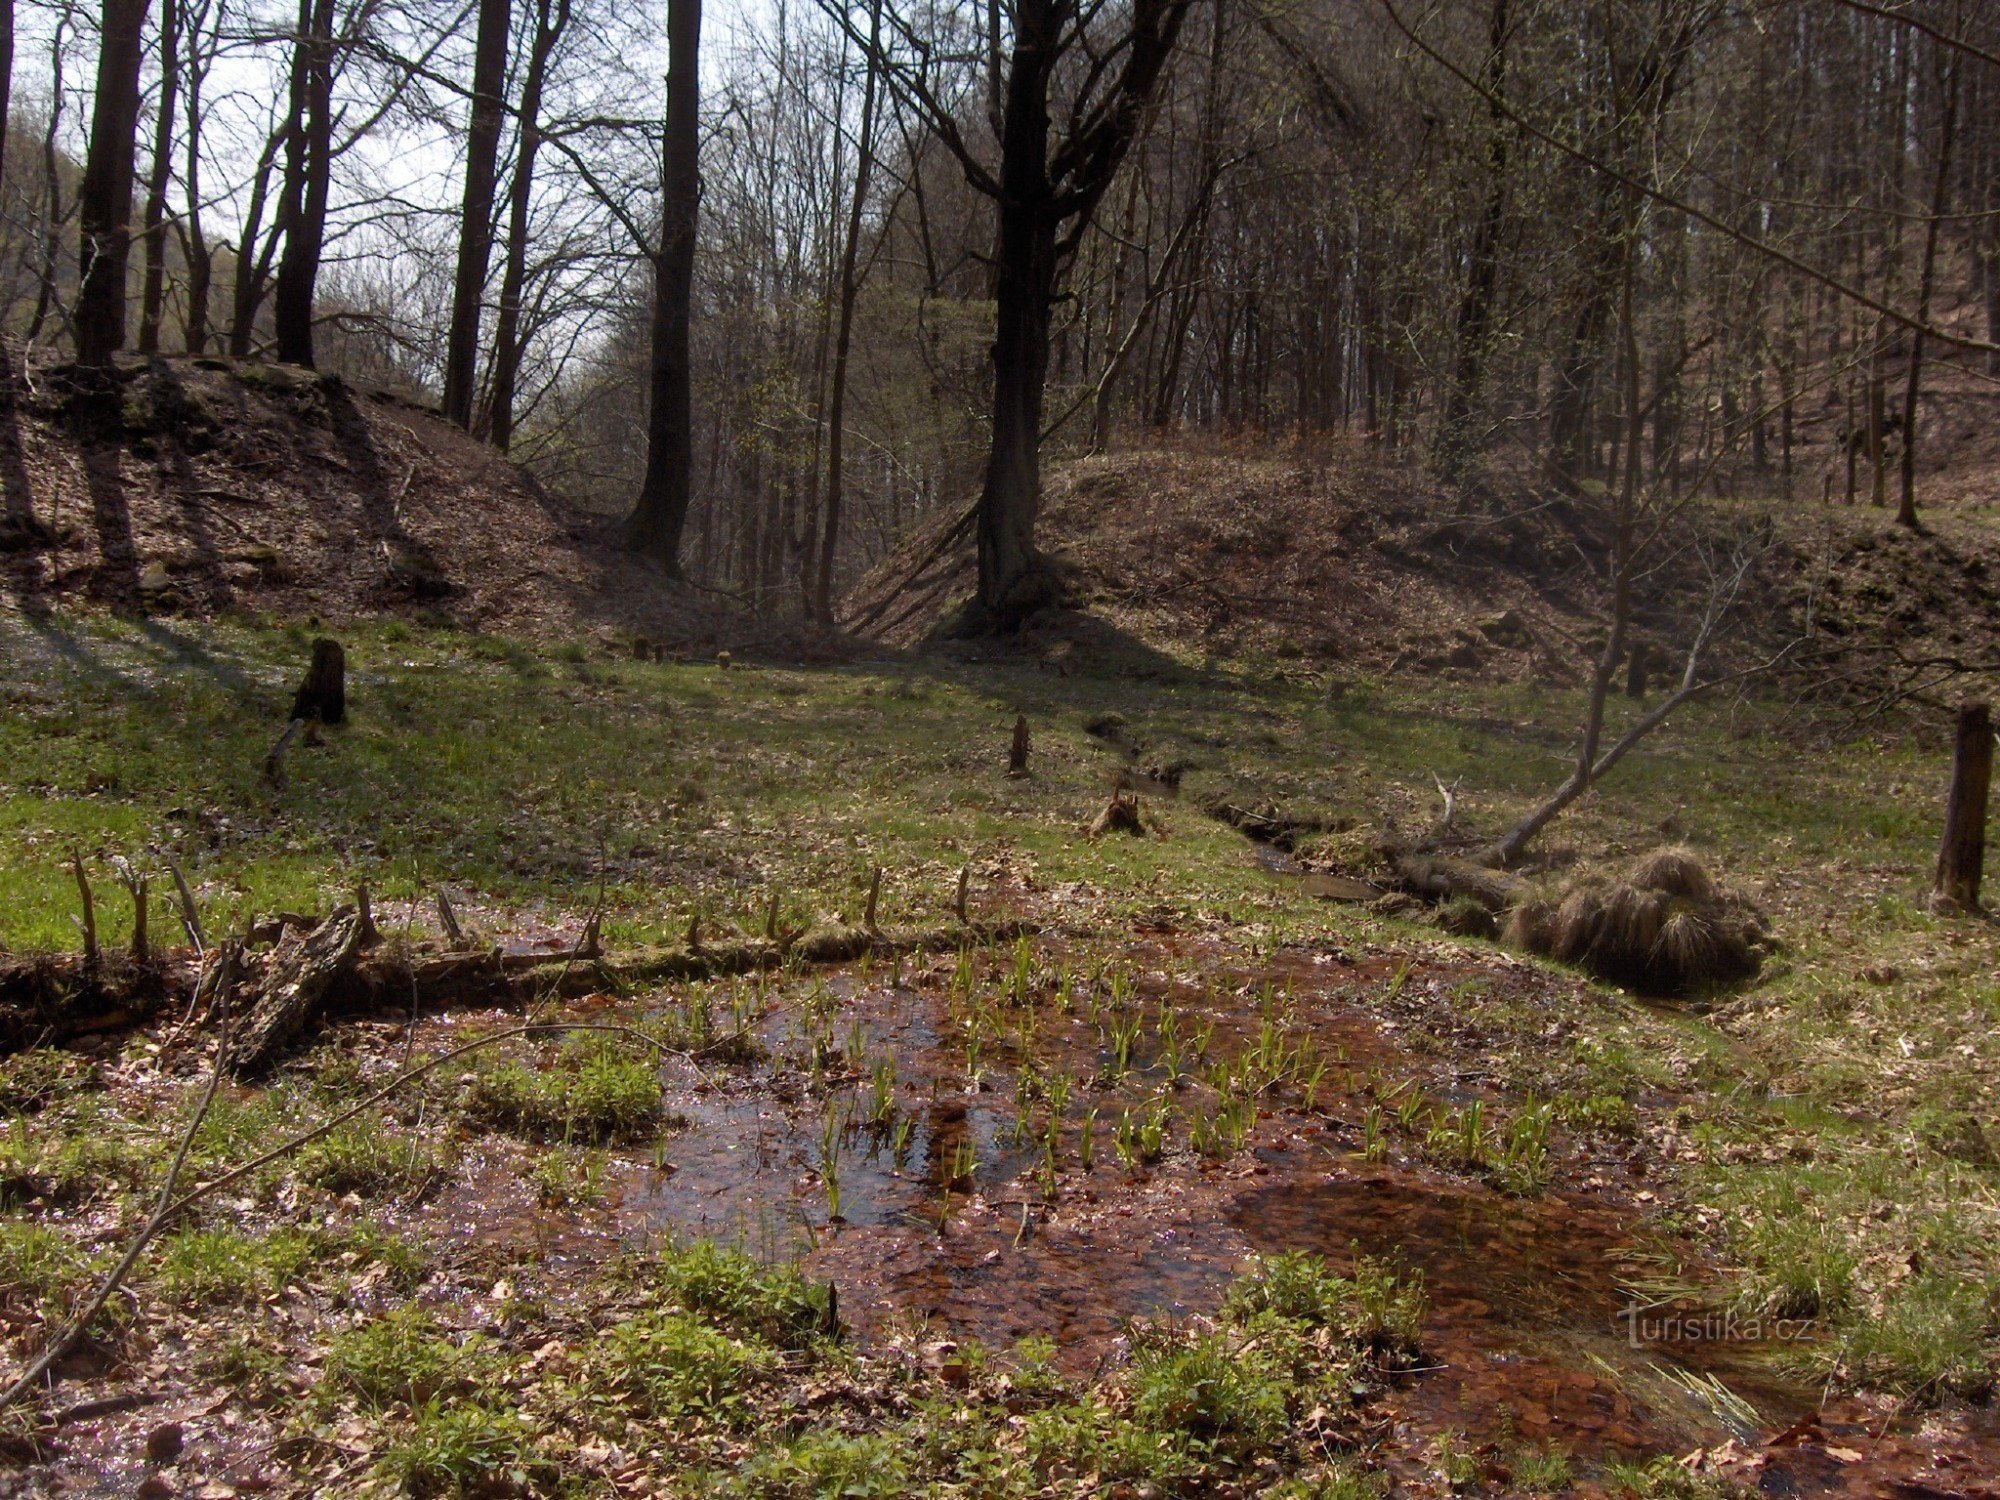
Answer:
(1932, 700, 1993, 915)
(1090, 791, 1144, 837)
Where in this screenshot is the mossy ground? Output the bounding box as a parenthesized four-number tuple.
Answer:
(1, 612, 1995, 1493)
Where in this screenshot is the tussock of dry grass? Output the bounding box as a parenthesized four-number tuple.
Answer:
(1506, 846, 1769, 996)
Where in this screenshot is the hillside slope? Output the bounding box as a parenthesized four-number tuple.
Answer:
(847, 445, 2000, 700)
(0, 350, 716, 643)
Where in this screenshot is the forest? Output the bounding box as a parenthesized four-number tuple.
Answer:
(0, 0, 1998, 1495)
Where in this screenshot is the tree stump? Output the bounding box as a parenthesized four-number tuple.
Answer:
(1932, 700, 1993, 914)
(227, 906, 367, 1076)
(1007, 714, 1030, 777)
(267, 638, 346, 786)
(1625, 642, 1650, 699)
(290, 638, 346, 725)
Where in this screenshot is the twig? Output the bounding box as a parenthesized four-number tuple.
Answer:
(69, 857, 98, 968)
(161, 854, 205, 956)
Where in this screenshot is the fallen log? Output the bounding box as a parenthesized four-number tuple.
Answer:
(1392, 852, 1531, 913)
(4, 916, 1037, 1067)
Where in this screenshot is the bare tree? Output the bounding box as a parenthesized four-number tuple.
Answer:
(442, 0, 510, 426)
(76, 0, 151, 369)
(856, 0, 1197, 630)
(272, 0, 336, 366)
(626, 0, 700, 568)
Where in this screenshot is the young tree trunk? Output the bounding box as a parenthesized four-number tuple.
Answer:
(226, 122, 287, 355)
(627, 0, 701, 569)
(1436, 0, 1510, 481)
(1932, 701, 1993, 914)
(136, 0, 181, 354)
(484, 0, 566, 451)
(271, 0, 334, 368)
(74, 0, 150, 371)
(813, 0, 882, 626)
(1897, 41, 1960, 530)
(441, 0, 510, 429)
(0, 0, 14, 187)
(178, 0, 213, 351)
(26, 9, 70, 346)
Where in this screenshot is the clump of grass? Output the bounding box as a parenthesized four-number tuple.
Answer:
(150, 1227, 317, 1306)
(467, 1033, 662, 1143)
(1825, 1271, 1996, 1398)
(1505, 846, 1767, 995)
(731, 1429, 909, 1498)
(0, 1102, 152, 1204)
(323, 1306, 495, 1408)
(298, 1122, 440, 1198)
(1225, 1251, 1427, 1357)
(595, 1309, 773, 1423)
(0, 1222, 99, 1321)
(651, 1240, 832, 1345)
(531, 1143, 608, 1207)
(378, 1400, 547, 1500)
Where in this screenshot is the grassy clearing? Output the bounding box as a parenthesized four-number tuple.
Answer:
(3, 609, 1998, 1434)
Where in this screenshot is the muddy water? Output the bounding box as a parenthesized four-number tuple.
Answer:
(530, 936, 1998, 1490)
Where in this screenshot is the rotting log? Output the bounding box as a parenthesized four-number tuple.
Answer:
(226, 907, 367, 1076)
(0, 954, 183, 1052)
(3, 916, 1037, 1067)
(1932, 700, 1993, 914)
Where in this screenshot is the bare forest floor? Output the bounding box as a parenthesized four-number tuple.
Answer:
(1, 375, 2000, 1498)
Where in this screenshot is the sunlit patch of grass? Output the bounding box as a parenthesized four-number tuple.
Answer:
(322, 1305, 497, 1409)
(150, 1227, 318, 1306)
(297, 1122, 441, 1198)
(467, 1033, 662, 1144)
(0, 1222, 101, 1322)
(730, 1429, 910, 1498)
(0, 1050, 100, 1114)
(377, 1400, 549, 1500)
(593, 1310, 772, 1425)
(1825, 1271, 1997, 1398)
(649, 1240, 832, 1346)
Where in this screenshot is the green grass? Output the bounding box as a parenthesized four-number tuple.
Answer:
(466, 1033, 663, 1144)
(4, 609, 1998, 1401)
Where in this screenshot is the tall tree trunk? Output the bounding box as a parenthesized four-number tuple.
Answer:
(485, 0, 566, 450)
(137, 0, 180, 354)
(226, 122, 285, 355)
(26, 10, 69, 345)
(75, 0, 150, 370)
(441, 0, 509, 428)
(272, 0, 334, 368)
(814, 0, 882, 626)
(627, 0, 700, 568)
(970, 0, 1061, 628)
(1898, 36, 1960, 530)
